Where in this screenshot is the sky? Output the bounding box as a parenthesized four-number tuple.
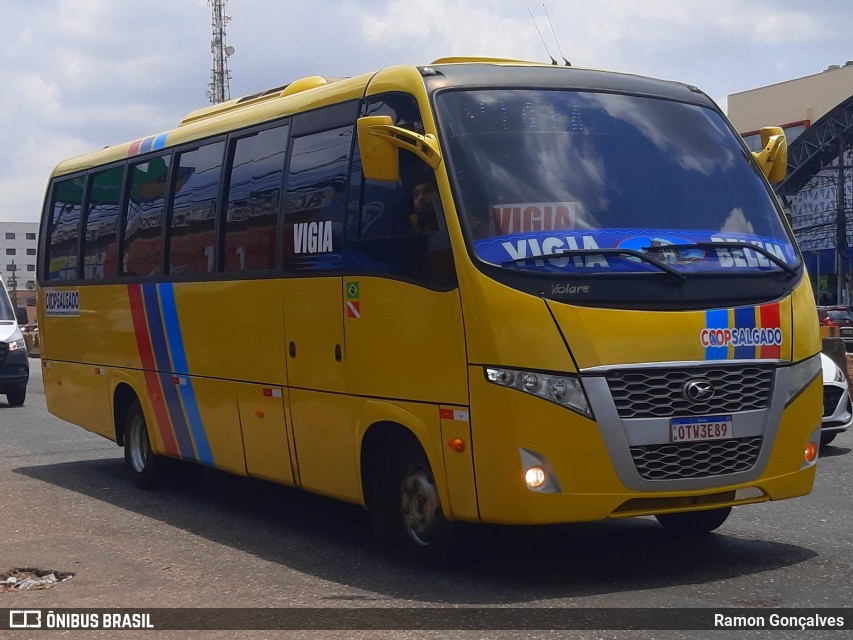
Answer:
(1, 0, 852, 223)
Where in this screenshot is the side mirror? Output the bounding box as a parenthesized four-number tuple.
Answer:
(751, 126, 787, 184)
(357, 116, 442, 182)
(15, 307, 28, 325)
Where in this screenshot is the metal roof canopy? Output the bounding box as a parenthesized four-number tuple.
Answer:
(776, 93, 853, 197)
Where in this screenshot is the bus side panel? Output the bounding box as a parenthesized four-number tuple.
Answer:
(237, 382, 295, 485)
(174, 280, 288, 385)
(181, 377, 247, 475)
(42, 360, 114, 441)
(290, 389, 358, 502)
(343, 277, 468, 405)
(40, 285, 142, 370)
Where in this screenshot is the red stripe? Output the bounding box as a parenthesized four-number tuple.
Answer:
(128, 284, 179, 456)
(127, 139, 142, 156)
(759, 303, 781, 359)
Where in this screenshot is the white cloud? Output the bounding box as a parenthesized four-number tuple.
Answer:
(1, 0, 852, 222)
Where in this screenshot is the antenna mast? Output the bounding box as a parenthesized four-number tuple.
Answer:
(207, 0, 235, 104)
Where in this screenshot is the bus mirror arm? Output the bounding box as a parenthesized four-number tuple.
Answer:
(357, 116, 442, 183)
(751, 126, 787, 185)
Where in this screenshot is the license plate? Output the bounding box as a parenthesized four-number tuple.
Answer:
(671, 415, 733, 443)
(842, 328, 853, 336)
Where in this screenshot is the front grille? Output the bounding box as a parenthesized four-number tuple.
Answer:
(630, 436, 762, 480)
(0, 342, 8, 366)
(606, 365, 774, 419)
(823, 387, 844, 416)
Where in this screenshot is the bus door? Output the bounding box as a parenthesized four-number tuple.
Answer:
(281, 115, 359, 502)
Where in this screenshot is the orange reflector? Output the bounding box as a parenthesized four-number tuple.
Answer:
(804, 442, 817, 463)
(448, 438, 465, 452)
(254, 411, 264, 419)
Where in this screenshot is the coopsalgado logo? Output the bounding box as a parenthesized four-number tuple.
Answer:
(44, 289, 79, 317)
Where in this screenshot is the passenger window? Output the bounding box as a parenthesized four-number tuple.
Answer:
(46, 175, 85, 281)
(282, 126, 351, 272)
(349, 93, 456, 289)
(169, 141, 225, 276)
(123, 154, 170, 277)
(223, 125, 289, 273)
(82, 165, 123, 280)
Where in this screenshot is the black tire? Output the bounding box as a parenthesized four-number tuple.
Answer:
(123, 399, 163, 490)
(6, 387, 26, 407)
(820, 433, 837, 447)
(384, 439, 455, 567)
(655, 506, 731, 534)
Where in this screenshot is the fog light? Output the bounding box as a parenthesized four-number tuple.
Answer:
(525, 466, 547, 489)
(804, 442, 818, 463)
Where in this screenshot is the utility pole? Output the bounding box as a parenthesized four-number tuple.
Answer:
(7, 260, 18, 306)
(207, 0, 235, 104)
(837, 139, 848, 305)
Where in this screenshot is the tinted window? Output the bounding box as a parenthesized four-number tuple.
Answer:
(436, 89, 796, 277)
(27, 249, 36, 255)
(82, 165, 123, 280)
(283, 126, 352, 271)
(5, 249, 14, 255)
(224, 125, 288, 273)
(123, 155, 170, 277)
(169, 141, 224, 276)
(348, 94, 456, 289)
(26, 233, 36, 240)
(46, 176, 85, 281)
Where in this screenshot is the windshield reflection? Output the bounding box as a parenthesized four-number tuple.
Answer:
(436, 89, 796, 275)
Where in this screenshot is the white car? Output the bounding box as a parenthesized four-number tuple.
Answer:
(820, 353, 852, 446)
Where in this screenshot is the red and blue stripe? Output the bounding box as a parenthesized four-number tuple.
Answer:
(127, 283, 213, 464)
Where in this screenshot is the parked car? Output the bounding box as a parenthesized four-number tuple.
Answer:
(817, 306, 853, 350)
(820, 353, 852, 446)
(0, 282, 29, 406)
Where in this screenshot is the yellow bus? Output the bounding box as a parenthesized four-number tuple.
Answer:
(39, 58, 821, 565)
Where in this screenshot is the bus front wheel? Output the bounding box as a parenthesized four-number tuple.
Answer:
(388, 439, 455, 567)
(655, 506, 731, 534)
(124, 399, 163, 490)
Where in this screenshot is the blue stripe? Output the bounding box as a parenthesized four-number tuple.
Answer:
(142, 284, 195, 460)
(152, 133, 168, 151)
(158, 284, 214, 465)
(733, 307, 756, 360)
(705, 309, 729, 360)
(139, 137, 154, 154)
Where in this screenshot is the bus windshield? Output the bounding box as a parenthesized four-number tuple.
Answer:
(435, 89, 798, 276)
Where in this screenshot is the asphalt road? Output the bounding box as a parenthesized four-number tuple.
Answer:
(1, 360, 851, 638)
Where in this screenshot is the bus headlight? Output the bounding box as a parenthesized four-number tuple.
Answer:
(485, 366, 592, 417)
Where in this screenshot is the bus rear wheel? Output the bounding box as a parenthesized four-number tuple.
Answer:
(124, 399, 163, 490)
(388, 440, 455, 567)
(655, 506, 731, 534)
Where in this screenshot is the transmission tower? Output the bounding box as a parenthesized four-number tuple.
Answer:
(207, 0, 234, 104)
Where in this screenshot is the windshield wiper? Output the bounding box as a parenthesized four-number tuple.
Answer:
(501, 248, 687, 281)
(642, 242, 797, 279)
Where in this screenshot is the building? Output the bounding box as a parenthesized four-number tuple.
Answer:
(728, 64, 853, 305)
(0, 221, 39, 319)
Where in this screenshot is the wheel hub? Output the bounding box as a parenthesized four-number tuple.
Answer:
(400, 467, 441, 546)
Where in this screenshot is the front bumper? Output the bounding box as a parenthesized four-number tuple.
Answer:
(0, 347, 30, 391)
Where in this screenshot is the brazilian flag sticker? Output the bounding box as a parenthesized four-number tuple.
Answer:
(346, 281, 360, 300)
